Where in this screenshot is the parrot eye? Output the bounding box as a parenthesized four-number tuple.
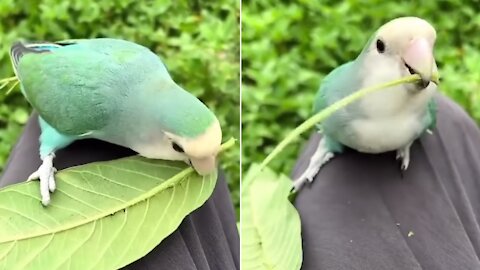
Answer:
(172, 142, 185, 153)
(376, 39, 385, 53)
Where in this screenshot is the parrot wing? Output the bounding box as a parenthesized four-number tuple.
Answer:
(313, 61, 355, 114)
(10, 39, 155, 136)
(427, 98, 437, 131)
(312, 61, 356, 130)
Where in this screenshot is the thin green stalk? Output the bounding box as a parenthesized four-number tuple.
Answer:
(0, 76, 18, 94)
(0, 81, 9, 91)
(220, 137, 236, 153)
(6, 81, 19, 95)
(0, 76, 17, 84)
(259, 74, 435, 171)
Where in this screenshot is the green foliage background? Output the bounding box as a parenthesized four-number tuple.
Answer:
(0, 0, 240, 213)
(243, 0, 480, 176)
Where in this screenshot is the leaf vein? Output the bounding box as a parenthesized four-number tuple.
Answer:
(114, 201, 149, 267)
(78, 167, 146, 191)
(54, 221, 97, 270)
(148, 186, 176, 250)
(0, 241, 16, 261)
(55, 189, 103, 212)
(23, 233, 54, 268)
(61, 177, 126, 203)
(90, 209, 128, 270)
(123, 159, 183, 170)
(0, 206, 48, 229)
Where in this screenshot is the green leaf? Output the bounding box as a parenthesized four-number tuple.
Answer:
(0, 156, 216, 269)
(241, 164, 302, 270)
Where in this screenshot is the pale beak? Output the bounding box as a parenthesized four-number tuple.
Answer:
(190, 156, 217, 175)
(402, 38, 436, 88)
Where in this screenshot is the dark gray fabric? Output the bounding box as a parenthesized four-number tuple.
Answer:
(292, 94, 480, 270)
(0, 114, 239, 270)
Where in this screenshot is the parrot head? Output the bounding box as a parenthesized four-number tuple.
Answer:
(358, 17, 438, 91)
(164, 118, 222, 176)
(132, 79, 222, 176)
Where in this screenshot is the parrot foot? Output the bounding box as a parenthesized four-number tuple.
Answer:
(396, 143, 412, 171)
(27, 153, 57, 206)
(292, 138, 334, 192)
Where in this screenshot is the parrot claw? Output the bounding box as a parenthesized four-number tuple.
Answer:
(292, 182, 308, 193)
(396, 143, 411, 174)
(292, 138, 334, 192)
(400, 162, 409, 171)
(27, 153, 56, 206)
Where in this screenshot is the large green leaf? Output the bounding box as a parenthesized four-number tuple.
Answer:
(0, 156, 217, 269)
(241, 164, 302, 270)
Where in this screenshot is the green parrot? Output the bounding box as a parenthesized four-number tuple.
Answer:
(9, 38, 222, 205)
(293, 17, 439, 191)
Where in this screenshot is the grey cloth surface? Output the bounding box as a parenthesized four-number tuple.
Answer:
(291, 94, 480, 270)
(0, 114, 239, 270)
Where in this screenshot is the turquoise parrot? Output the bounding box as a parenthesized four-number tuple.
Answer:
(9, 38, 222, 205)
(293, 17, 438, 191)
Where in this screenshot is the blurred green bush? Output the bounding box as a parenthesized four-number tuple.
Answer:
(0, 0, 240, 213)
(243, 0, 480, 176)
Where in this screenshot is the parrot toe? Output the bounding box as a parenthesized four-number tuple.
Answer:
(396, 143, 412, 173)
(399, 152, 410, 171)
(292, 180, 304, 192)
(292, 139, 336, 192)
(27, 153, 57, 206)
(401, 161, 409, 171)
(323, 152, 335, 164)
(48, 171, 56, 193)
(27, 170, 40, 182)
(293, 166, 318, 191)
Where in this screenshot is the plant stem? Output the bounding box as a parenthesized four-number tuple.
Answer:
(6, 81, 19, 95)
(0, 76, 17, 84)
(259, 74, 429, 171)
(0, 81, 9, 91)
(220, 137, 236, 152)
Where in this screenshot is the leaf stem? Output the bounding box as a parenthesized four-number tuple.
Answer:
(259, 74, 431, 171)
(220, 137, 236, 152)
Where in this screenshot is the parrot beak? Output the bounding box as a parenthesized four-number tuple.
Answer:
(402, 38, 436, 88)
(190, 156, 217, 175)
